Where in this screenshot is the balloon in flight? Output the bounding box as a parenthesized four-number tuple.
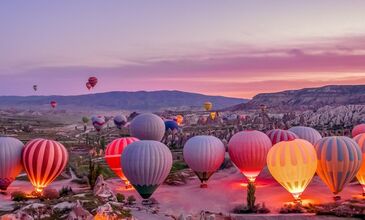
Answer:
(50, 100, 57, 109)
(203, 102, 213, 111)
(113, 115, 127, 130)
(92, 116, 105, 132)
(33, 85, 38, 91)
(88, 76, 98, 88)
(86, 82, 92, 90)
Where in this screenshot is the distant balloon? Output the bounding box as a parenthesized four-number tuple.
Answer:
(105, 137, 139, 187)
(50, 100, 57, 109)
(198, 116, 207, 125)
(88, 76, 98, 88)
(129, 113, 165, 141)
(315, 136, 362, 196)
(184, 136, 225, 188)
(164, 120, 179, 131)
(267, 139, 317, 200)
(175, 115, 184, 125)
(288, 126, 322, 145)
(0, 137, 24, 191)
(210, 112, 217, 120)
(33, 85, 38, 91)
(113, 115, 127, 130)
(86, 82, 92, 90)
(92, 116, 105, 132)
(354, 134, 365, 195)
(352, 124, 365, 138)
(22, 139, 69, 192)
(122, 140, 172, 199)
(82, 116, 89, 124)
(228, 130, 272, 182)
(266, 129, 298, 145)
(203, 102, 213, 111)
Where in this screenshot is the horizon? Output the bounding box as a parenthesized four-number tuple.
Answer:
(1, 1, 365, 98)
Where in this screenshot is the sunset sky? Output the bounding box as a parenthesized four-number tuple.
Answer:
(1, 0, 365, 98)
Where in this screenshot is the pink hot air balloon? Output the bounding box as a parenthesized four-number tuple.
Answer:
(88, 76, 98, 88)
(50, 100, 57, 109)
(92, 116, 105, 132)
(352, 124, 365, 137)
(86, 82, 92, 90)
(22, 139, 69, 192)
(266, 129, 298, 145)
(228, 130, 272, 182)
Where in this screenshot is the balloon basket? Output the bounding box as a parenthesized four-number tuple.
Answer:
(142, 199, 153, 206)
(333, 196, 341, 201)
(200, 183, 208, 188)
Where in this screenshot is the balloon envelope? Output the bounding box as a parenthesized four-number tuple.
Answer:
(289, 126, 322, 145)
(352, 124, 365, 138)
(129, 113, 165, 141)
(0, 137, 24, 190)
(114, 115, 127, 129)
(33, 85, 37, 91)
(315, 136, 362, 195)
(92, 116, 105, 132)
(122, 140, 172, 199)
(22, 139, 69, 192)
(88, 76, 98, 88)
(266, 129, 298, 145)
(164, 120, 179, 131)
(86, 82, 92, 90)
(183, 136, 225, 187)
(267, 139, 317, 200)
(82, 116, 89, 124)
(175, 115, 184, 125)
(50, 101, 57, 108)
(354, 133, 365, 193)
(203, 102, 212, 111)
(228, 130, 272, 182)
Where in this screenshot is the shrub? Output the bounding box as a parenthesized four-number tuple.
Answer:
(127, 195, 136, 205)
(59, 186, 74, 197)
(42, 188, 59, 200)
(116, 193, 125, 203)
(11, 191, 28, 202)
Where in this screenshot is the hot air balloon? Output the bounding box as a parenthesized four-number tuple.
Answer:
(33, 85, 38, 92)
(113, 115, 127, 130)
(228, 130, 272, 182)
(315, 136, 362, 198)
(129, 113, 165, 141)
(183, 136, 225, 188)
(198, 116, 207, 125)
(203, 102, 212, 111)
(352, 124, 365, 138)
(122, 140, 172, 199)
(175, 115, 184, 125)
(88, 76, 98, 88)
(86, 82, 92, 90)
(266, 129, 298, 145)
(0, 137, 24, 191)
(288, 126, 322, 145)
(105, 137, 139, 188)
(50, 100, 57, 109)
(354, 133, 365, 195)
(82, 116, 89, 124)
(92, 116, 105, 132)
(210, 112, 217, 120)
(22, 138, 69, 192)
(267, 139, 317, 201)
(164, 120, 179, 132)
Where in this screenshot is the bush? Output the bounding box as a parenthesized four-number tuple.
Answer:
(279, 203, 305, 214)
(11, 191, 28, 202)
(127, 195, 136, 205)
(42, 188, 60, 200)
(116, 193, 125, 203)
(59, 186, 74, 197)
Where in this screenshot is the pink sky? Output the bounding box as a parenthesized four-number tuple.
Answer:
(0, 1, 365, 98)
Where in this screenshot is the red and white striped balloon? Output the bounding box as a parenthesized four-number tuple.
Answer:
(105, 137, 139, 186)
(352, 124, 365, 138)
(22, 139, 69, 192)
(266, 129, 298, 145)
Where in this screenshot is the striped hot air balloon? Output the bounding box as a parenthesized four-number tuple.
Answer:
(22, 139, 69, 192)
(267, 139, 317, 201)
(315, 136, 362, 197)
(0, 137, 24, 191)
(105, 137, 139, 188)
(183, 136, 225, 188)
(88, 76, 98, 88)
(122, 140, 172, 199)
(228, 130, 272, 182)
(352, 124, 365, 138)
(354, 133, 365, 195)
(266, 129, 298, 145)
(289, 126, 322, 145)
(92, 116, 105, 132)
(129, 113, 165, 141)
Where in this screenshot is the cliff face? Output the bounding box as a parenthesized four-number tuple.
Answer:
(229, 85, 365, 112)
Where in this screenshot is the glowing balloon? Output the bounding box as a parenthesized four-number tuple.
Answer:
(86, 82, 92, 90)
(203, 102, 212, 111)
(210, 112, 217, 120)
(315, 136, 362, 196)
(88, 76, 98, 88)
(22, 139, 69, 192)
(50, 100, 57, 109)
(288, 126, 322, 145)
(352, 124, 365, 138)
(0, 137, 24, 191)
(354, 133, 365, 194)
(175, 115, 184, 125)
(122, 140, 172, 199)
(105, 137, 139, 187)
(266, 129, 298, 145)
(164, 120, 179, 131)
(267, 139, 317, 200)
(129, 113, 165, 141)
(113, 115, 127, 130)
(184, 136, 225, 187)
(228, 130, 272, 182)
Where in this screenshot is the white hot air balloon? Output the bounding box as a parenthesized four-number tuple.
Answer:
(129, 113, 165, 141)
(0, 137, 24, 191)
(289, 126, 322, 145)
(122, 140, 172, 199)
(183, 135, 225, 188)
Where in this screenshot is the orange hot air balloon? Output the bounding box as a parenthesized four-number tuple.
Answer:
(88, 76, 98, 88)
(353, 133, 365, 195)
(50, 100, 57, 109)
(22, 139, 69, 192)
(315, 136, 362, 198)
(203, 102, 212, 111)
(175, 115, 184, 125)
(86, 82, 92, 90)
(210, 112, 217, 120)
(267, 139, 317, 201)
(105, 137, 139, 188)
(352, 124, 365, 138)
